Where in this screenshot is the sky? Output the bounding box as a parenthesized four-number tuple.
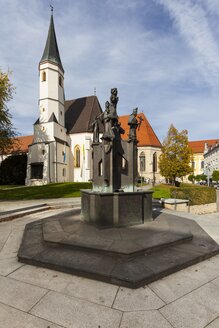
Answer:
(1, 0, 219, 142)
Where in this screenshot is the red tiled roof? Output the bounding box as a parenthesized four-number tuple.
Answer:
(7, 112, 160, 154)
(119, 113, 161, 147)
(189, 139, 218, 154)
(11, 135, 34, 154)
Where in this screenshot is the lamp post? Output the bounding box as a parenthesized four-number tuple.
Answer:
(206, 164, 210, 186)
(140, 156, 144, 187)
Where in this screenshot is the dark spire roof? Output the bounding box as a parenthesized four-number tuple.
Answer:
(40, 13, 64, 72)
(65, 96, 104, 134)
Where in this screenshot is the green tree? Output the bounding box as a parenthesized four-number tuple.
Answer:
(195, 174, 207, 182)
(0, 69, 16, 158)
(212, 170, 219, 182)
(0, 154, 27, 185)
(188, 174, 195, 183)
(159, 124, 193, 185)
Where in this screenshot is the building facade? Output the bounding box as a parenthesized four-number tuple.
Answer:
(204, 141, 219, 181)
(188, 139, 218, 178)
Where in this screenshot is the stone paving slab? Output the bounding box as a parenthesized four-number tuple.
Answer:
(206, 317, 219, 328)
(30, 290, 122, 328)
(161, 209, 219, 244)
(149, 256, 219, 303)
(0, 257, 24, 276)
(211, 276, 219, 288)
(1, 202, 219, 327)
(0, 226, 11, 253)
(120, 310, 173, 328)
(0, 228, 25, 260)
(160, 282, 219, 328)
(0, 303, 64, 328)
(0, 275, 48, 312)
(9, 265, 119, 307)
(112, 286, 165, 311)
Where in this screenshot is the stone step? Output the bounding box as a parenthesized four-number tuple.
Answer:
(0, 204, 51, 223)
(42, 217, 193, 259)
(18, 211, 219, 288)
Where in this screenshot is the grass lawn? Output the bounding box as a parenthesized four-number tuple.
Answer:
(150, 184, 173, 199)
(0, 182, 92, 200)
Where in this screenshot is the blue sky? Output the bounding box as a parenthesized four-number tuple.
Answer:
(1, 0, 219, 142)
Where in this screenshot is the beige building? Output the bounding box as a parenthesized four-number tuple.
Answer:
(188, 139, 218, 177)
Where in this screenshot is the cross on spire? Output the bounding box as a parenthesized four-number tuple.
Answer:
(50, 4, 53, 14)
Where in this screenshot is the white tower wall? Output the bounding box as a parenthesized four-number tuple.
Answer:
(39, 62, 65, 127)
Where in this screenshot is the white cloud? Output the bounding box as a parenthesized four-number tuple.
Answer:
(1, 0, 219, 142)
(156, 0, 219, 88)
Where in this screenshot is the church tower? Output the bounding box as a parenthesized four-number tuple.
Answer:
(39, 10, 65, 127)
(26, 10, 71, 185)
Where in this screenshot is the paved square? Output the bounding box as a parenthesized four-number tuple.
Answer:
(0, 201, 219, 327)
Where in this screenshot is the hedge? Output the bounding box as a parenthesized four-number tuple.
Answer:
(170, 186, 216, 205)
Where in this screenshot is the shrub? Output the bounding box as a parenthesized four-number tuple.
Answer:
(188, 174, 195, 183)
(170, 185, 216, 205)
(212, 170, 219, 182)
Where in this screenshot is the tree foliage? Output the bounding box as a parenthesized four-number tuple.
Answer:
(159, 124, 193, 184)
(0, 154, 27, 185)
(195, 174, 207, 182)
(0, 69, 16, 156)
(212, 170, 219, 182)
(188, 174, 195, 183)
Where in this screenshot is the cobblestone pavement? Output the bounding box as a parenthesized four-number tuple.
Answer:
(0, 200, 219, 328)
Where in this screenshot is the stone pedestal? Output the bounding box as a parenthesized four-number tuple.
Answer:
(81, 189, 153, 227)
(18, 211, 219, 288)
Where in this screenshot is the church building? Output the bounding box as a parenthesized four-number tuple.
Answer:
(26, 13, 103, 185)
(26, 12, 162, 186)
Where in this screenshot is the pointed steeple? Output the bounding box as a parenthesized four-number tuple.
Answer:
(40, 11, 64, 72)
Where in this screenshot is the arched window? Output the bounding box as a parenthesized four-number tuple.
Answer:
(139, 151, 146, 172)
(74, 145, 80, 168)
(153, 152, 157, 172)
(98, 160, 103, 176)
(42, 71, 46, 82)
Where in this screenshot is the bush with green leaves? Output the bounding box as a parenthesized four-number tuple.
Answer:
(0, 154, 27, 185)
(212, 170, 219, 182)
(170, 185, 216, 205)
(188, 174, 195, 183)
(195, 174, 207, 182)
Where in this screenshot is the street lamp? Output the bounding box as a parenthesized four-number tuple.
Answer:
(206, 164, 210, 186)
(139, 155, 145, 187)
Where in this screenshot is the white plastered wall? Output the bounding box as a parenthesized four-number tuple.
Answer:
(137, 146, 162, 182)
(39, 62, 65, 126)
(69, 132, 93, 182)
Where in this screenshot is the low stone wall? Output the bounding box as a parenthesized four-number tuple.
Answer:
(163, 198, 217, 214)
(189, 202, 217, 215)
